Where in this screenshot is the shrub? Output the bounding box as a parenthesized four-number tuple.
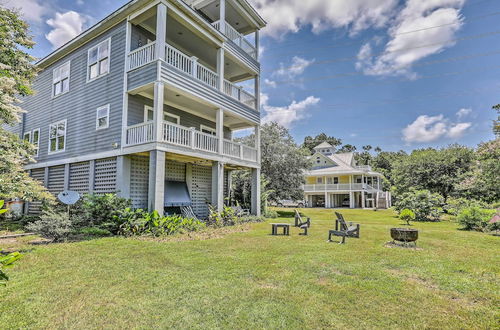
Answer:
(26, 210, 72, 241)
(263, 209, 278, 218)
(74, 194, 132, 231)
(394, 190, 444, 221)
(457, 207, 496, 231)
(399, 209, 416, 226)
(444, 197, 487, 216)
(207, 205, 238, 227)
(116, 209, 205, 237)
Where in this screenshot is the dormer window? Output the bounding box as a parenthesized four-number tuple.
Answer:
(88, 39, 110, 81)
(52, 61, 70, 97)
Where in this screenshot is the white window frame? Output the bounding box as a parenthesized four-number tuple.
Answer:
(87, 38, 111, 82)
(96, 104, 110, 130)
(52, 61, 70, 98)
(23, 131, 31, 142)
(143, 105, 180, 124)
(48, 119, 67, 154)
(32, 128, 40, 157)
(316, 177, 323, 184)
(200, 124, 216, 135)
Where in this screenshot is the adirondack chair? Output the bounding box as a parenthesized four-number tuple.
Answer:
(328, 212, 360, 244)
(294, 209, 311, 235)
(231, 205, 250, 217)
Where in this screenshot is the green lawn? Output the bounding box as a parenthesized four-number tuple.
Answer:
(1, 208, 499, 329)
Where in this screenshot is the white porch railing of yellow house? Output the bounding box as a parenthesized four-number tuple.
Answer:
(126, 43, 257, 109)
(302, 183, 370, 191)
(125, 121, 258, 162)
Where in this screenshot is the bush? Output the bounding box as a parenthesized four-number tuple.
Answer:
(74, 194, 132, 231)
(263, 209, 278, 218)
(207, 205, 238, 227)
(26, 210, 72, 242)
(457, 207, 496, 231)
(116, 208, 205, 237)
(444, 197, 487, 216)
(0, 252, 22, 286)
(399, 209, 416, 225)
(394, 190, 444, 221)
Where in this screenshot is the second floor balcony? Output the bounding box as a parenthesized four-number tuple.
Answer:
(302, 183, 381, 192)
(127, 42, 257, 110)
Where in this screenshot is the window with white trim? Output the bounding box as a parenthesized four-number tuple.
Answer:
(144, 106, 180, 124)
(200, 124, 216, 135)
(52, 61, 70, 97)
(49, 120, 66, 153)
(32, 129, 40, 156)
(23, 131, 31, 142)
(96, 105, 110, 130)
(316, 177, 323, 184)
(88, 39, 110, 81)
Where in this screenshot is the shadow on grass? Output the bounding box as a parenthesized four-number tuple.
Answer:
(276, 210, 296, 218)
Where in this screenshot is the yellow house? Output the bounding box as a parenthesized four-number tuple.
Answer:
(303, 142, 391, 209)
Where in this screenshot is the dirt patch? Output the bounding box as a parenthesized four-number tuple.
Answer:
(384, 241, 423, 250)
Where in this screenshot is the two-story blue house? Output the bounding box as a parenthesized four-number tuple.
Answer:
(10, 0, 266, 218)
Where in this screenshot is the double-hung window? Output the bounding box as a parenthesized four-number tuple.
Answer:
(49, 120, 67, 153)
(52, 61, 70, 97)
(144, 106, 180, 124)
(200, 124, 216, 135)
(96, 105, 110, 130)
(88, 39, 110, 81)
(23, 129, 40, 156)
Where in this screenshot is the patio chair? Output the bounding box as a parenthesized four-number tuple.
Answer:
(328, 212, 360, 244)
(294, 209, 311, 235)
(231, 205, 250, 217)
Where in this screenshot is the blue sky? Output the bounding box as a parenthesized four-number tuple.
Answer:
(9, 0, 499, 151)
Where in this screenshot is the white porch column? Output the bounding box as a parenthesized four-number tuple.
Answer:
(254, 75, 260, 112)
(148, 150, 166, 214)
(361, 191, 365, 209)
(377, 176, 380, 190)
(153, 81, 164, 141)
(219, 0, 226, 35)
(251, 168, 261, 216)
(212, 161, 224, 212)
(116, 155, 131, 199)
(217, 48, 225, 91)
(216, 108, 224, 154)
(255, 30, 260, 60)
(156, 3, 167, 60)
(349, 191, 354, 208)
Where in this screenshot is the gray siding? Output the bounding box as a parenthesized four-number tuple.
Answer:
(127, 62, 157, 90)
(130, 25, 155, 52)
(19, 21, 127, 164)
(128, 94, 231, 139)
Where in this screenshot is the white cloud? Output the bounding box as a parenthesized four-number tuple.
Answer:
(402, 114, 471, 143)
(356, 0, 465, 77)
(249, 0, 399, 38)
(4, 0, 49, 23)
(274, 56, 315, 79)
(261, 93, 320, 128)
(264, 79, 277, 88)
(447, 122, 472, 138)
(45, 11, 87, 49)
(456, 108, 472, 118)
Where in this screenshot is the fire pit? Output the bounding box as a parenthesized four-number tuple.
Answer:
(390, 228, 419, 246)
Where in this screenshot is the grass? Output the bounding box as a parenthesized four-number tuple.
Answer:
(1, 208, 499, 329)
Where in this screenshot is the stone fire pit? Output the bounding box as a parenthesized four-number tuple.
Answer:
(390, 228, 419, 246)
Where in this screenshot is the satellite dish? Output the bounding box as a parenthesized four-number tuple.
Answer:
(58, 190, 80, 205)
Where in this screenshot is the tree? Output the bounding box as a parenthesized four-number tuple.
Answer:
(458, 139, 500, 203)
(232, 123, 310, 204)
(392, 145, 475, 201)
(355, 145, 373, 165)
(492, 104, 500, 137)
(303, 133, 342, 152)
(337, 144, 356, 153)
(0, 7, 51, 202)
(371, 150, 407, 187)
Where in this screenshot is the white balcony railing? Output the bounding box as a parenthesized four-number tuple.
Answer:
(126, 42, 257, 110)
(125, 121, 257, 162)
(127, 42, 156, 71)
(212, 20, 257, 59)
(302, 183, 367, 191)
